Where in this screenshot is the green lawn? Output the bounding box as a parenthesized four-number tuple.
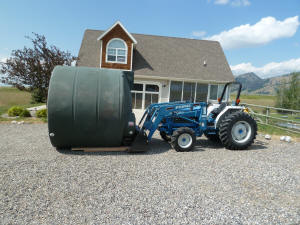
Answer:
(231, 94, 276, 107)
(0, 87, 45, 122)
(257, 123, 300, 138)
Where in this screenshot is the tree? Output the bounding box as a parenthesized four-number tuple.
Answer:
(275, 72, 300, 110)
(0, 33, 77, 102)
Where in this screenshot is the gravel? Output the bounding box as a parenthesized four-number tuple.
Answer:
(0, 124, 299, 224)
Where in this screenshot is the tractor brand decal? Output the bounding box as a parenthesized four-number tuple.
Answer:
(175, 104, 190, 109)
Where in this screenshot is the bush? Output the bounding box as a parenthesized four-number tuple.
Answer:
(36, 108, 47, 118)
(31, 88, 47, 103)
(7, 106, 31, 117)
(8, 106, 23, 116)
(20, 109, 31, 117)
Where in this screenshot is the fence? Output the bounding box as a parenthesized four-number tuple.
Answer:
(241, 103, 300, 134)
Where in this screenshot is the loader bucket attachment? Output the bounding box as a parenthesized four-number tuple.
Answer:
(128, 129, 149, 153)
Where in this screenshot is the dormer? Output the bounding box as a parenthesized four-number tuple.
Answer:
(97, 21, 137, 71)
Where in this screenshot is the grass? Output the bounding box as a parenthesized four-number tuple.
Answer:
(0, 87, 45, 123)
(0, 87, 31, 106)
(269, 112, 300, 122)
(251, 110, 299, 138)
(231, 94, 276, 107)
(257, 123, 300, 138)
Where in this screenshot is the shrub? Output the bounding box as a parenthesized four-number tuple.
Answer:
(7, 106, 31, 117)
(20, 109, 31, 117)
(36, 108, 47, 118)
(8, 106, 23, 116)
(31, 88, 47, 103)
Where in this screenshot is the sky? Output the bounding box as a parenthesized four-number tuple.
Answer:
(0, 0, 299, 78)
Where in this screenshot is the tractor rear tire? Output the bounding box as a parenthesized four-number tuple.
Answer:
(219, 111, 257, 150)
(160, 131, 171, 142)
(171, 127, 196, 152)
(204, 133, 220, 142)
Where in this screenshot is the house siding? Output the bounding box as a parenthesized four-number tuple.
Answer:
(100, 24, 133, 70)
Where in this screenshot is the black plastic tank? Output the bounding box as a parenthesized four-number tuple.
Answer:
(47, 66, 136, 148)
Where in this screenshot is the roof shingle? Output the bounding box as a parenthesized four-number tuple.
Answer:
(77, 29, 234, 82)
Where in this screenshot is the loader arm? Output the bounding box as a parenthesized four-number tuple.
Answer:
(138, 102, 206, 142)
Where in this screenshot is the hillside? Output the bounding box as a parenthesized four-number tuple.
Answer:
(235, 72, 295, 95)
(234, 72, 265, 92)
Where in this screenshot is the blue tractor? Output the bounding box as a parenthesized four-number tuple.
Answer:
(133, 82, 257, 152)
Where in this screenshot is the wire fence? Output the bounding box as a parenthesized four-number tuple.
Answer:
(241, 103, 300, 134)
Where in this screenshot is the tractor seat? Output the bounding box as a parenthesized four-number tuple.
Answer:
(210, 102, 227, 119)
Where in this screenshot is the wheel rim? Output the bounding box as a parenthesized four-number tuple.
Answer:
(178, 133, 193, 148)
(231, 121, 252, 144)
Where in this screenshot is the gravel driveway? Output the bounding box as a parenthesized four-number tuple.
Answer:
(0, 124, 299, 224)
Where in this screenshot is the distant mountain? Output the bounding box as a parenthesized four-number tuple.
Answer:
(235, 72, 265, 92)
(234, 72, 295, 95)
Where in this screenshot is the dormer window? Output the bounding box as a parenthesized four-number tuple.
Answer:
(106, 38, 127, 64)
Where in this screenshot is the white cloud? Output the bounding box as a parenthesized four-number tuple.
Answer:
(231, 0, 250, 7)
(205, 16, 300, 49)
(214, 0, 230, 5)
(0, 57, 7, 63)
(212, 0, 250, 6)
(191, 30, 207, 38)
(230, 58, 300, 78)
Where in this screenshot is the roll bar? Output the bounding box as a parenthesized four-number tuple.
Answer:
(218, 81, 242, 105)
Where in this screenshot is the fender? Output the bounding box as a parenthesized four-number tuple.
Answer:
(214, 106, 244, 129)
(207, 104, 220, 116)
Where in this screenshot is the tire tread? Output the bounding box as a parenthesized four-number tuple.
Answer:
(219, 111, 257, 150)
(171, 127, 196, 152)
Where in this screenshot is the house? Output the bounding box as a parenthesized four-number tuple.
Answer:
(77, 21, 234, 109)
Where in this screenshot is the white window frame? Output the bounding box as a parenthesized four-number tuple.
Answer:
(105, 38, 128, 64)
(131, 81, 161, 109)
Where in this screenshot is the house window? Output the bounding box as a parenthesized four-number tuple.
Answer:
(131, 83, 160, 109)
(209, 85, 218, 100)
(209, 84, 226, 101)
(169, 81, 227, 103)
(144, 84, 159, 108)
(131, 83, 143, 109)
(182, 82, 195, 102)
(218, 84, 225, 99)
(169, 81, 183, 102)
(106, 39, 127, 64)
(196, 84, 208, 102)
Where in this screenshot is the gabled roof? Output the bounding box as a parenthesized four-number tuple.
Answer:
(77, 29, 234, 83)
(97, 21, 137, 44)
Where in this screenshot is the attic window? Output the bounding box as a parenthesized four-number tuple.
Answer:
(106, 38, 127, 64)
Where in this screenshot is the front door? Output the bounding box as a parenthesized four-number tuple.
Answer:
(131, 82, 160, 109)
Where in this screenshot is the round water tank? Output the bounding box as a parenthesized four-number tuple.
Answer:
(47, 66, 135, 148)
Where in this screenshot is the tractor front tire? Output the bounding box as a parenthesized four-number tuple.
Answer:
(160, 131, 171, 142)
(171, 127, 196, 152)
(219, 111, 257, 150)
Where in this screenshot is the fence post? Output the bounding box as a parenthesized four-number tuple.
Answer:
(266, 108, 269, 124)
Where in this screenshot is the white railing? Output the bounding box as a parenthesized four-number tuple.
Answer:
(241, 103, 300, 134)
